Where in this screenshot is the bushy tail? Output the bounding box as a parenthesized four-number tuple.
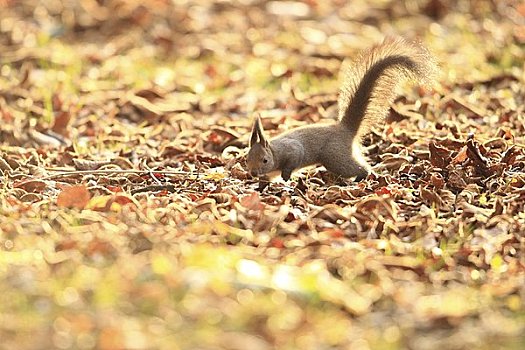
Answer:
(338, 37, 437, 138)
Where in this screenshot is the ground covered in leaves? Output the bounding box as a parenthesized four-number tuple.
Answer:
(1, 1, 525, 349)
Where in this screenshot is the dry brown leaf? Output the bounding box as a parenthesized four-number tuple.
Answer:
(73, 159, 111, 170)
(420, 186, 444, 209)
(429, 142, 452, 168)
(14, 179, 47, 193)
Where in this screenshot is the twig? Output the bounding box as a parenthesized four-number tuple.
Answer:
(131, 184, 177, 195)
(40, 169, 204, 180)
(143, 164, 164, 185)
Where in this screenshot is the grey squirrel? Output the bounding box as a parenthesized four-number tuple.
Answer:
(246, 37, 437, 181)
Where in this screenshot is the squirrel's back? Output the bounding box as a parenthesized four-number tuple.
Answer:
(338, 37, 437, 138)
(272, 123, 351, 165)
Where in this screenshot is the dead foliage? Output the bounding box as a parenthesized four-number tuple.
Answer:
(1, 1, 524, 350)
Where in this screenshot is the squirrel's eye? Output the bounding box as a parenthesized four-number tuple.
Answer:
(263, 159, 268, 164)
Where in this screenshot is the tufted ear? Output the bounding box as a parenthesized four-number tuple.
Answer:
(254, 115, 269, 147)
(250, 114, 269, 147)
(249, 116, 260, 146)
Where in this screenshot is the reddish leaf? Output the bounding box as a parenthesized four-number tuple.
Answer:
(269, 237, 284, 248)
(240, 192, 264, 211)
(452, 146, 468, 164)
(107, 186, 123, 193)
(57, 185, 91, 209)
(375, 186, 391, 195)
(52, 110, 71, 136)
(326, 228, 345, 238)
(113, 195, 134, 206)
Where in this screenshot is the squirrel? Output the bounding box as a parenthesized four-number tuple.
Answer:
(246, 36, 437, 181)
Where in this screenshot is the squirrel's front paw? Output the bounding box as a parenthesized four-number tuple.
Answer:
(281, 169, 293, 181)
(354, 169, 370, 182)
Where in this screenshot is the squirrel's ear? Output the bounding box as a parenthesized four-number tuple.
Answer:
(250, 117, 260, 146)
(254, 115, 269, 147)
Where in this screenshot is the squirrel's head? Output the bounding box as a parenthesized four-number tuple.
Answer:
(246, 115, 275, 176)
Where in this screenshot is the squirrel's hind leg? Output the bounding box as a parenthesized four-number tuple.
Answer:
(321, 150, 370, 181)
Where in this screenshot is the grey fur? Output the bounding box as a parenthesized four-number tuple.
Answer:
(246, 37, 437, 181)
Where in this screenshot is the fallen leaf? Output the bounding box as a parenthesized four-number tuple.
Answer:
(240, 192, 265, 211)
(14, 179, 47, 193)
(57, 185, 91, 209)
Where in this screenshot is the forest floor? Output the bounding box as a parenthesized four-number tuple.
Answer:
(1, 1, 524, 349)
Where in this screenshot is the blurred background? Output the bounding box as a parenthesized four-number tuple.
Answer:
(2, 0, 523, 86)
(2, 0, 523, 147)
(1, 1, 524, 350)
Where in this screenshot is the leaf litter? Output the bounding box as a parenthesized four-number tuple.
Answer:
(1, 1, 525, 350)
